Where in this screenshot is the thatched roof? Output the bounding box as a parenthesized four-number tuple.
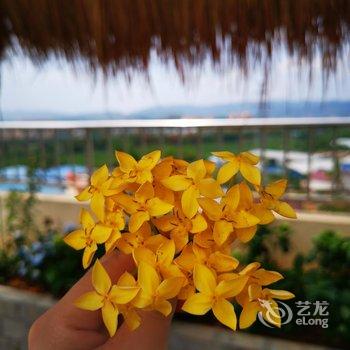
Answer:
(0, 0, 349, 80)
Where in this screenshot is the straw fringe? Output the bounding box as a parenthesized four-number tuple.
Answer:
(0, 0, 348, 79)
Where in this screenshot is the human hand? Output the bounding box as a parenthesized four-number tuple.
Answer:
(28, 252, 174, 350)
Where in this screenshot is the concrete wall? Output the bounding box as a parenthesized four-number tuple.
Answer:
(0, 286, 54, 350)
(0, 285, 337, 350)
(0, 192, 349, 268)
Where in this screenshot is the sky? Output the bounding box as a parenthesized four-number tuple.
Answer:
(2, 49, 350, 115)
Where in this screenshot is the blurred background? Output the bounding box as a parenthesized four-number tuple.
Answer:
(0, 1, 349, 349)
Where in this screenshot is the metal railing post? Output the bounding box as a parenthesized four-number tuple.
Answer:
(259, 127, 266, 175)
(306, 127, 313, 200)
(282, 127, 289, 178)
(331, 126, 341, 196)
(85, 129, 94, 176)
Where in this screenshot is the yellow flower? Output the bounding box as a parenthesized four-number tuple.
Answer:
(258, 179, 297, 219)
(162, 159, 223, 219)
(66, 149, 296, 335)
(75, 165, 122, 221)
(133, 262, 184, 316)
(133, 237, 184, 280)
(74, 260, 140, 336)
(235, 262, 286, 309)
(239, 283, 294, 328)
(116, 222, 152, 254)
(64, 209, 112, 268)
(153, 208, 207, 252)
(198, 184, 260, 246)
(114, 150, 161, 184)
(182, 264, 248, 330)
(100, 198, 125, 253)
(175, 243, 239, 274)
(212, 151, 261, 186)
(115, 271, 142, 330)
(114, 181, 173, 232)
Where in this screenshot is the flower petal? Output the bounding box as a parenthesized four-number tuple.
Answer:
(115, 151, 137, 172)
(239, 262, 260, 276)
(251, 204, 275, 225)
(217, 160, 239, 184)
(91, 224, 112, 243)
(239, 182, 254, 208)
(240, 151, 259, 165)
(208, 252, 239, 272)
(239, 161, 261, 186)
(161, 175, 192, 191)
(82, 244, 97, 269)
(156, 277, 184, 299)
(135, 182, 154, 203)
(137, 262, 160, 296)
(203, 160, 216, 175)
(213, 220, 233, 246)
(113, 193, 139, 214)
(122, 308, 141, 331)
(92, 259, 111, 294)
(197, 197, 223, 221)
(248, 283, 262, 300)
(156, 239, 175, 266)
(264, 179, 287, 198)
(224, 184, 240, 210)
(152, 159, 173, 180)
(239, 301, 260, 329)
(109, 285, 140, 304)
(181, 185, 200, 219)
(211, 151, 235, 160)
(117, 271, 137, 287)
(252, 269, 283, 286)
(198, 178, 223, 198)
(182, 293, 213, 315)
(63, 230, 86, 250)
(80, 208, 95, 228)
(274, 201, 297, 219)
(139, 150, 161, 170)
(91, 192, 105, 222)
(133, 246, 156, 266)
(236, 226, 257, 243)
(212, 298, 237, 330)
(75, 186, 93, 201)
(215, 276, 249, 298)
(190, 214, 207, 233)
(154, 299, 172, 317)
(102, 301, 119, 337)
(91, 165, 109, 187)
(187, 159, 207, 180)
(193, 264, 216, 294)
(147, 198, 174, 217)
(129, 211, 150, 233)
(265, 289, 295, 300)
(74, 291, 104, 310)
(233, 211, 260, 228)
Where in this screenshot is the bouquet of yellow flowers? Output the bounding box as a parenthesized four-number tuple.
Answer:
(64, 150, 296, 337)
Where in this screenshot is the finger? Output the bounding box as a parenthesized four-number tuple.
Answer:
(99, 301, 176, 350)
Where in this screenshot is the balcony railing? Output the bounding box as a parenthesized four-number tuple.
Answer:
(1, 117, 350, 203)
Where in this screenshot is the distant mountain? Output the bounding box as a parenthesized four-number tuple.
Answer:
(3, 101, 350, 121)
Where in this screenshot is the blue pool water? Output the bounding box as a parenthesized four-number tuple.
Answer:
(0, 164, 87, 194)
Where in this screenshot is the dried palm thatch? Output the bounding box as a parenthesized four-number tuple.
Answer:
(0, 0, 349, 81)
